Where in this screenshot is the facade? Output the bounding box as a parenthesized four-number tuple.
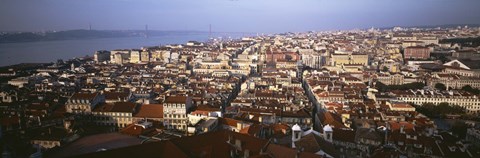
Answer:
(104, 91, 132, 103)
(65, 93, 104, 114)
(404, 46, 430, 59)
(140, 51, 151, 62)
(331, 53, 368, 66)
(94, 50, 111, 63)
(163, 96, 193, 131)
(429, 74, 480, 89)
(7, 77, 29, 88)
(377, 73, 404, 85)
(302, 52, 324, 69)
(396, 91, 480, 114)
(417, 37, 439, 45)
(130, 50, 141, 63)
(388, 102, 416, 112)
(92, 102, 136, 128)
(443, 59, 480, 77)
(110, 50, 130, 64)
(392, 35, 416, 41)
(452, 50, 480, 60)
(133, 104, 164, 123)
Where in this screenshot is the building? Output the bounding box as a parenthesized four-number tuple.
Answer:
(140, 51, 150, 62)
(133, 104, 163, 123)
(8, 77, 29, 88)
(404, 46, 430, 59)
(31, 127, 75, 149)
(94, 50, 110, 63)
(331, 53, 369, 66)
(377, 73, 404, 85)
(65, 92, 104, 114)
(130, 50, 141, 63)
(443, 59, 480, 77)
(74, 130, 322, 158)
(291, 124, 339, 158)
(92, 102, 137, 128)
(394, 90, 480, 114)
(452, 50, 480, 60)
(163, 96, 193, 131)
(302, 52, 324, 69)
(388, 102, 415, 112)
(429, 73, 480, 89)
(466, 127, 480, 147)
(104, 91, 132, 103)
(110, 50, 130, 64)
(417, 37, 439, 45)
(392, 34, 416, 41)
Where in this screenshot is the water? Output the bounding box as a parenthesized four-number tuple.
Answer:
(0, 32, 252, 67)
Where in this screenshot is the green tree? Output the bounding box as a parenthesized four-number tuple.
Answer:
(382, 66, 389, 72)
(435, 83, 447, 91)
(416, 102, 465, 118)
(462, 85, 480, 95)
(451, 121, 468, 139)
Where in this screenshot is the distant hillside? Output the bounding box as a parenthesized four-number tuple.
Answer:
(0, 30, 207, 43)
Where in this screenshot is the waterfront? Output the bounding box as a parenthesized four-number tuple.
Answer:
(0, 32, 250, 66)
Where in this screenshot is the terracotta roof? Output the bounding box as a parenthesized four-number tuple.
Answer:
(170, 130, 267, 158)
(104, 92, 130, 100)
(71, 139, 187, 158)
(332, 128, 356, 143)
(294, 133, 339, 157)
(134, 104, 163, 118)
(265, 143, 322, 158)
(355, 128, 383, 142)
(0, 116, 20, 126)
(218, 117, 240, 127)
(316, 111, 346, 129)
(165, 96, 188, 104)
(120, 124, 155, 136)
(93, 102, 136, 113)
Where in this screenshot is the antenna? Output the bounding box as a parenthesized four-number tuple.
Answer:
(89, 23, 92, 31)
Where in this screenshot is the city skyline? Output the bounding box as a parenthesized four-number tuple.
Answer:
(2, 0, 480, 157)
(1, 0, 480, 33)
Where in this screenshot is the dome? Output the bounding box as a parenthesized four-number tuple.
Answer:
(323, 124, 333, 132)
(292, 124, 301, 131)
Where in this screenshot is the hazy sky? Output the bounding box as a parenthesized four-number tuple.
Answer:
(1, 0, 479, 33)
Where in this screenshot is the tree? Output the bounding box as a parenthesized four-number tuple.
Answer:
(451, 121, 468, 139)
(416, 102, 465, 118)
(435, 83, 447, 91)
(382, 66, 389, 72)
(462, 85, 480, 95)
(374, 81, 425, 92)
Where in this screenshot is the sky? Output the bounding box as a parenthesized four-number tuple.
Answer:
(0, 0, 480, 33)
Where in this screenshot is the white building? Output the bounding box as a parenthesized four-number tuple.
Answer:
(65, 92, 104, 114)
(163, 96, 193, 131)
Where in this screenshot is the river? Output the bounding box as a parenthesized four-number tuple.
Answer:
(0, 32, 251, 67)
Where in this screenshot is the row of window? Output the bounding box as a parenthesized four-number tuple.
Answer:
(164, 114, 186, 118)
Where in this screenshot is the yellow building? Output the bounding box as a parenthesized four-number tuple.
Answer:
(130, 50, 141, 63)
(331, 53, 368, 67)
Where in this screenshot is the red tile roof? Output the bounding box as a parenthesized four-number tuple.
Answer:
(134, 104, 163, 118)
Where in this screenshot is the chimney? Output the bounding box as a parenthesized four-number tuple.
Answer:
(400, 125, 405, 134)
